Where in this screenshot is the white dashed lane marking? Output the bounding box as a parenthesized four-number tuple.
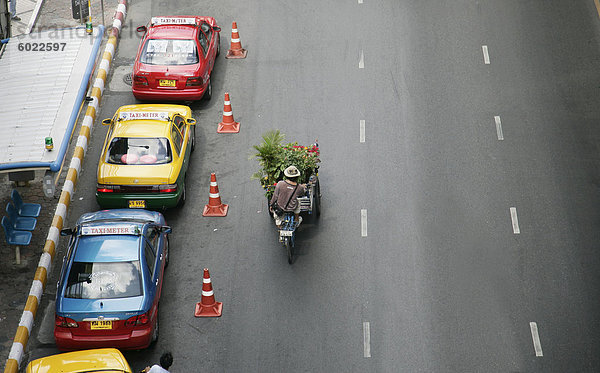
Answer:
(361, 209, 367, 237)
(530, 322, 543, 357)
(510, 207, 520, 234)
(482, 45, 490, 64)
(494, 115, 504, 140)
(360, 120, 365, 143)
(359, 50, 364, 69)
(363, 321, 371, 357)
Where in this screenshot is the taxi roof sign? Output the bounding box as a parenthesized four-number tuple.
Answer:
(119, 112, 170, 121)
(81, 225, 141, 236)
(151, 17, 197, 26)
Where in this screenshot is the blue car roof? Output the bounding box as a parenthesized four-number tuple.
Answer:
(76, 208, 163, 225)
(74, 235, 140, 262)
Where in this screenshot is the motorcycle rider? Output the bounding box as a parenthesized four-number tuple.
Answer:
(270, 165, 306, 227)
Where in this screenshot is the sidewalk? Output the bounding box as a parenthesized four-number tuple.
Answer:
(10, 0, 109, 36)
(1, 0, 119, 370)
(8, 0, 38, 36)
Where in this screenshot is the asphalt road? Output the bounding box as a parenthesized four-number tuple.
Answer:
(25, 0, 600, 372)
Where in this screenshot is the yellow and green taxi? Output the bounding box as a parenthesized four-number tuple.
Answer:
(25, 348, 132, 373)
(96, 104, 196, 209)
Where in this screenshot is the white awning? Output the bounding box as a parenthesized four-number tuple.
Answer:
(0, 26, 103, 172)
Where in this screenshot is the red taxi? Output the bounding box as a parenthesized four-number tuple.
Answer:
(133, 16, 221, 101)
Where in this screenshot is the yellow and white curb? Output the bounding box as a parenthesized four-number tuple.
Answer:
(3, 1, 127, 372)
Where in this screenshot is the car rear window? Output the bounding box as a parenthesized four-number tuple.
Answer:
(140, 39, 199, 65)
(107, 137, 172, 165)
(65, 261, 143, 299)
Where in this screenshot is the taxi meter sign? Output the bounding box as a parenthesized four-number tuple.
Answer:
(151, 17, 197, 26)
(119, 112, 170, 121)
(81, 225, 140, 236)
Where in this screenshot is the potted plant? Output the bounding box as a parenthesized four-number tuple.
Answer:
(251, 130, 320, 199)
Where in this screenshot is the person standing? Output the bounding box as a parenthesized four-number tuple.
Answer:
(142, 352, 173, 373)
(10, 0, 20, 21)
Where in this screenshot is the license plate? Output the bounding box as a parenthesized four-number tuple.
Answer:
(129, 200, 146, 208)
(159, 79, 176, 87)
(280, 230, 293, 237)
(90, 320, 112, 330)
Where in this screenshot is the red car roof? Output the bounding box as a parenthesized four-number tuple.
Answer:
(148, 26, 196, 39)
(146, 16, 216, 39)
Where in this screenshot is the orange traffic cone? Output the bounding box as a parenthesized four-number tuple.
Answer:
(194, 268, 223, 317)
(203, 172, 229, 216)
(217, 92, 240, 134)
(226, 21, 247, 59)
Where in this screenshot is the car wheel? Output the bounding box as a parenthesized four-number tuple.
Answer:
(191, 126, 196, 153)
(216, 34, 220, 57)
(203, 78, 212, 101)
(164, 235, 170, 268)
(178, 178, 187, 207)
(151, 312, 159, 343)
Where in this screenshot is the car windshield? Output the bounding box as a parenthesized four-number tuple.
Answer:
(65, 261, 143, 299)
(140, 39, 199, 65)
(106, 137, 172, 165)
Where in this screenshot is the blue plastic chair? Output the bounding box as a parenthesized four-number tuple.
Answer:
(11, 189, 41, 217)
(6, 203, 37, 231)
(1, 216, 32, 246)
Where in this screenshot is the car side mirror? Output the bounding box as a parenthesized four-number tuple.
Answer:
(136, 25, 147, 33)
(213, 26, 221, 32)
(161, 226, 172, 234)
(186, 118, 196, 126)
(102, 118, 112, 125)
(60, 228, 74, 236)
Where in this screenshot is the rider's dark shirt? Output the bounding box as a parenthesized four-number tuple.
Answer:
(270, 180, 306, 212)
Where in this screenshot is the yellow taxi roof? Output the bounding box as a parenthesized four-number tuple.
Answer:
(112, 120, 171, 138)
(26, 348, 132, 373)
(115, 103, 191, 117)
(112, 104, 191, 138)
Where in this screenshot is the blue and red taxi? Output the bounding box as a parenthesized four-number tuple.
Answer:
(133, 16, 221, 101)
(54, 209, 171, 351)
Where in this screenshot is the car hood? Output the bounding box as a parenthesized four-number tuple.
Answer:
(26, 349, 131, 373)
(56, 296, 147, 319)
(98, 163, 177, 185)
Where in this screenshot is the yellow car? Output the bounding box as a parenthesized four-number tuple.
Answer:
(25, 348, 132, 373)
(96, 104, 196, 209)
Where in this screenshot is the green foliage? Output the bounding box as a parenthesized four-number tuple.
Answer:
(251, 130, 320, 199)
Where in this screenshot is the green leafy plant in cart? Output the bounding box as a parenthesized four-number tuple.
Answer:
(251, 130, 320, 199)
